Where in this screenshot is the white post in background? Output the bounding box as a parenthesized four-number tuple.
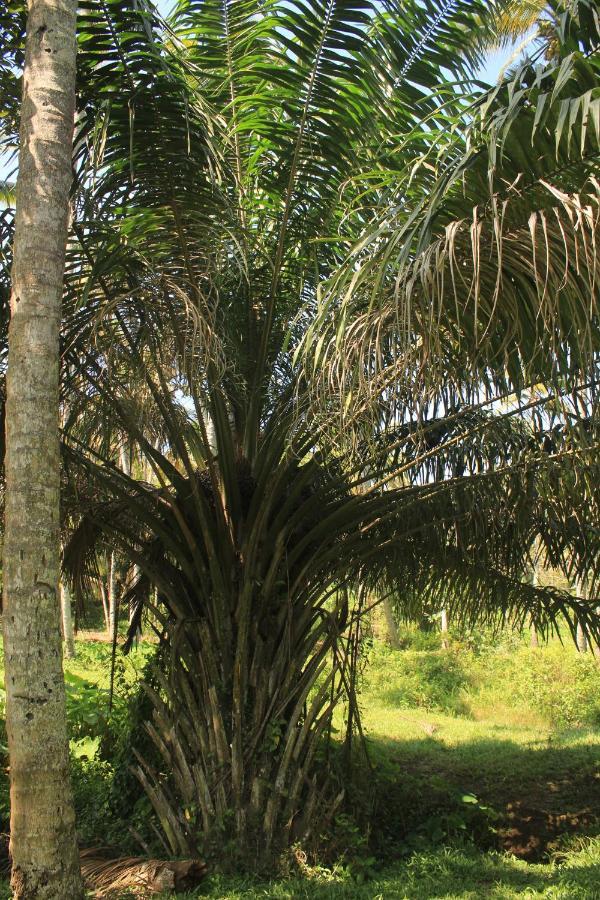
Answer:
(576, 576, 588, 653)
(440, 608, 449, 649)
(60, 581, 76, 659)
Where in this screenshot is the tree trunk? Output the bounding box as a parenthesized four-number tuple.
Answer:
(135, 586, 351, 862)
(576, 577, 588, 653)
(440, 608, 449, 649)
(108, 551, 117, 643)
(530, 563, 539, 648)
(382, 597, 401, 649)
(576, 621, 588, 653)
(129, 564, 141, 627)
(60, 581, 76, 659)
(99, 577, 110, 633)
(530, 623, 539, 648)
(2, 1, 83, 896)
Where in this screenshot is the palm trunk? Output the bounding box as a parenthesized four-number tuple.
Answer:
(135, 585, 351, 861)
(530, 624, 539, 648)
(60, 581, 76, 659)
(576, 577, 588, 653)
(530, 563, 540, 648)
(118, 447, 139, 626)
(129, 564, 141, 627)
(576, 622, 588, 653)
(99, 577, 110, 633)
(2, 0, 83, 895)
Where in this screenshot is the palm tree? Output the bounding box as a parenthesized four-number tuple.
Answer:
(1, 0, 83, 895)
(489, 0, 571, 62)
(1, 0, 599, 862)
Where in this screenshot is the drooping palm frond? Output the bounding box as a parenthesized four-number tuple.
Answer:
(50, 0, 513, 447)
(300, 0, 600, 433)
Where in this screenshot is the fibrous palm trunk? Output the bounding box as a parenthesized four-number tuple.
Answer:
(135, 585, 349, 862)
(2, 0, 83, 895)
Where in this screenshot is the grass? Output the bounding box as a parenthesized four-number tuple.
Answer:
(169, 839, 600, 898)
(3, 632, 600, 897)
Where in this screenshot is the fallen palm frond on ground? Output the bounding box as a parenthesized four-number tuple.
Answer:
(80, 848, 207, 896)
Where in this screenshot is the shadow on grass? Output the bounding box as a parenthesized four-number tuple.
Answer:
(353, 729, 600, 864)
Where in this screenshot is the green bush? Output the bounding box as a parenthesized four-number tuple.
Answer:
(474, 646, 600, 729)
(395, 623, 443, 652)
(365, 643, 471, 715)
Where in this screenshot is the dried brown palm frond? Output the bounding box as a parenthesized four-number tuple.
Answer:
(80, 848, 207, 897)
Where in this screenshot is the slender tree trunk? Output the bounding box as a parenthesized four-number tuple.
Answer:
(530, 563, 539, 648)
(2, 1, 83, 896)
(530, 624, 539, 648)
(576, 622, 588, 653)
(382, 597, 401, 649)
(60, 581, 76, 659)
(108, 551, 117, 643)
(129, 564, 141, 627)
(440, 608, 449, 649)
(576, 577, 588, 653)
(99, 577, 110, 633)
(118, 446, 138, 625)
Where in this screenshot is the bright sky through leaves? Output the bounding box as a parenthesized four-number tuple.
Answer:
(0, 2, 516, 186)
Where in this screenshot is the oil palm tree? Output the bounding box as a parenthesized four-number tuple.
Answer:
(1, 0, 599, 861)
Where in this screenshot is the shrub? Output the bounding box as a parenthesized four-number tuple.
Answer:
(365, 643, 471, 716)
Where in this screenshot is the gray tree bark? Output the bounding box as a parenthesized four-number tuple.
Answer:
(2, 1, 83, 896)
(576, 577, 588, 653)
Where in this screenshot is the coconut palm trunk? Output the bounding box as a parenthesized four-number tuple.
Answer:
(2, 0, 83, 895)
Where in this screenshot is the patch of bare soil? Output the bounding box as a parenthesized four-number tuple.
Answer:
(495, 771, 600, 861)
(498, 801, 596, 861)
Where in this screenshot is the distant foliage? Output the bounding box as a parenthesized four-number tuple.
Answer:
(366, 643, 472, 716)
(476, 647, 600, 729)
(365, 638, 600, 729)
